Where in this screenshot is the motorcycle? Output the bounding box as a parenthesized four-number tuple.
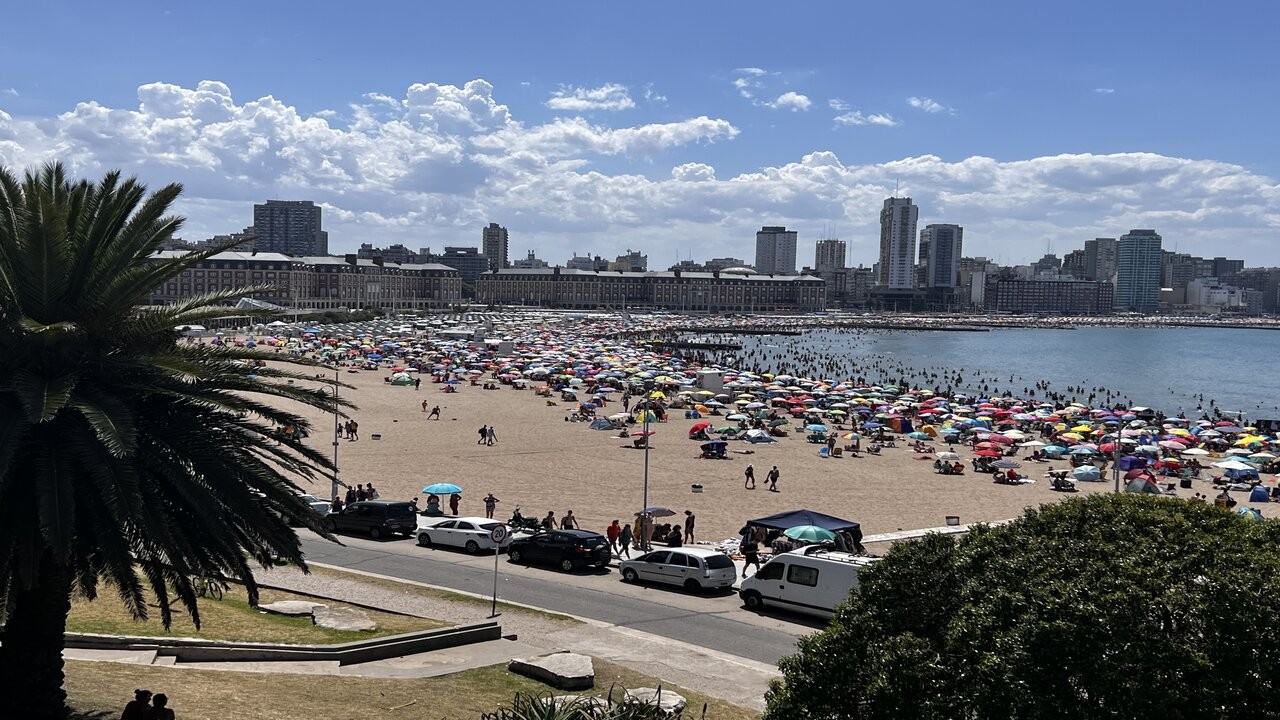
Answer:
(508, 507, 541, 532)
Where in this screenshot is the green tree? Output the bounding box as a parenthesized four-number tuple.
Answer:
(0, 163, 345, 718)
(765, 494, 1280, 720)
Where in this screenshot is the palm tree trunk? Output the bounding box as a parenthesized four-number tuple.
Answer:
(0, 550, 72, 719)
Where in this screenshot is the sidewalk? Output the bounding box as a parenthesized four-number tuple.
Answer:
(67, 563, 779, 712)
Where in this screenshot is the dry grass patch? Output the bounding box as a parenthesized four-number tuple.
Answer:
(66, 659, 760, 720)
(67, 585, 446, 646)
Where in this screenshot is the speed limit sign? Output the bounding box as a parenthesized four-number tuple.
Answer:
(489, 524, 510, 544)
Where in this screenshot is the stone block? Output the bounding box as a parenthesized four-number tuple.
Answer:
(508, 651, 595, 690)
(626, 688, 688, 714)
(312, 606, 377, 631)
(258, 600, 326, 617)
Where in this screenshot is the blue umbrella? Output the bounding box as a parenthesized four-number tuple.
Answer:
(806, 424, 829, 433)
(422, 482, 463, 494)
(784, 525, 837, 543)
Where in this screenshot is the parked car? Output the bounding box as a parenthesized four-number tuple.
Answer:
(295, 492, 332, 516)
(416, 516, 511, 554)
(738, 546, 879, 618)
(324, 500, 417, 539)
(619, 547, 737, 592)
(506, 529, 611, 571)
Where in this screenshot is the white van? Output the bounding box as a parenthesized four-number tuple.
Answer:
(738, 546, 879, 618)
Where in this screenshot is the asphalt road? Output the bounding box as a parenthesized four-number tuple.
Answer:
(299, 532, 820, 664)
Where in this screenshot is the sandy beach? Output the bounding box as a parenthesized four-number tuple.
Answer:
(283, 368, 1212, 544)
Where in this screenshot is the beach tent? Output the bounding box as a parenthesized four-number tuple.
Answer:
(1249, 485, 1271, 503)
(1125, 475, 1160, 494)
(589, 418, 616, 431)
(747, 509, 860, 535)
(742, 429, 777, 444)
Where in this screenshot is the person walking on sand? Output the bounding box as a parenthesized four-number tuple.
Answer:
(477, 424, 487, 445)
(421, 399, 429, 412)
(449, 493, 461, 516)
(541, 511, 558, 530)
(428, 404, 442, 420)
(618, 521, 633, 559)
(683, 510, 696, 543)
(348, 419, 359, 442)
(486, 425, 497, 446)
(483, 492, 499, 519)
(744, 463, 756, 489)
(767, 465, 780, 492)
(562, 509, 578, 529)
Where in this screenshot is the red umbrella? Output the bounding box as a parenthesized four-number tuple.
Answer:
(689, 421, 711, 433)
(975, 449, 1001, 458)
(975, 441, 999, 450)
(988, 434, 1013, 444)
(1099, 442, 1118, 453)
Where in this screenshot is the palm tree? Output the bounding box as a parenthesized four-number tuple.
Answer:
(0, 163, 347, 719)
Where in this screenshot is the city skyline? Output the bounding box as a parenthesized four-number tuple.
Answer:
(2, 3, 1278, 267)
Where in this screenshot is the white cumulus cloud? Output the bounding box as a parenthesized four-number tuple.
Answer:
(1, 80, 1278, 268)
(767, 92, 812, 112)
(828, 98, 850, 111)
(546, 83, 635, 112)
(907, 96, 951, 113)
(835, 111, 900, 127)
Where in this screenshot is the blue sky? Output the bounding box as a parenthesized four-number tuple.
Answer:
(2, 1, 1277, 267)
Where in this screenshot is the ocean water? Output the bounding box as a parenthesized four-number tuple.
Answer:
(727, 326, 1280, 421)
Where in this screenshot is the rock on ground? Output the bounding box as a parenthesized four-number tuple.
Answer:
(626, 688, 688, 714)
(508, 651, 595, 690)
(258, 600, 326, 617)
(312, 606, 378, 631)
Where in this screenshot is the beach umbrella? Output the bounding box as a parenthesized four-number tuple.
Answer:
(974, 449, 1001, 458)
(783, 525, 837, 543)
(907, 431, 930, 440)
(1017, 440, 1046, 448)
(726, 413, 747, 421)
(637, 506, 676, 518)
(806, 424, 829, 433)
(422, 482, 463, 494)
(936, 451, 960, 461)
(1214, 459, 1254, 471)
(1072, 465, 1102, 481)
(992, 459, 1022, 469)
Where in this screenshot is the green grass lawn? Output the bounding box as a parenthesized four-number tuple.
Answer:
(66, 659, 759, 720)
(67, 584, 446, 645)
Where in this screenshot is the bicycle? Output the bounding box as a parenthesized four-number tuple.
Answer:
(193, 575, 224, 601)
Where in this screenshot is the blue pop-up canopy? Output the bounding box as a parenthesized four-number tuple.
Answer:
(746, 508, 860, 533)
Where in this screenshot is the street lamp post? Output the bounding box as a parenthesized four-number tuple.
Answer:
(331, 366, 341, 501)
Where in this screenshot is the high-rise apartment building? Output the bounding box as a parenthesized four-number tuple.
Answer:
(754, 226, 798, 275)
(814, 239, 846, 273)
(252, 200, 327, 257)
(482, 223, 509, 271)
(877, 198, 918, 289)
(1115, 229, 1163, 311)
(919, 224, 962, 288)
(1083, 238, 1118, 283)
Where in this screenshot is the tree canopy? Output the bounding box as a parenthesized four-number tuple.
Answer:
(0, 163, 347, 718)
(765, 494, 1280, 720)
